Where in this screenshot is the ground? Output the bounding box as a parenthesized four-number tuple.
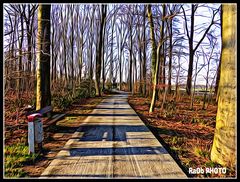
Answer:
(4, 91, 236, 178)
(128, 93, 236, 178)
(4, 91, 105, 177)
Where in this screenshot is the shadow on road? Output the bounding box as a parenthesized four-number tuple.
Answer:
(70, 146, 168, 156)
(66, 113, 138, 117)
(77, 125, 148, 141)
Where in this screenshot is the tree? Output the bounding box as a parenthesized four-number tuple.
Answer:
(101, 5, 107, 91)
(95, 4, 107, 96)
(149, 4, 166, 113)
(109, 7, 116, 87)
(116, 13, 128, 91)
(190, 50, 205, 110)
(23, 5, 37, 73)
(214, 5, 222, 99)
(36, 4, 51, 110)
(59, 5, 68, 86)
(182, 4, 219, 95)
(166, 4, 179, 94)
(70, 5, 75, 92)
(142, 5, 147, 96)
(76, 5, 87, 84)
(128, 5, 134, 92)
(4, 5, 18, 90)
(147, 5, 157, 84)
(16, 5, 25, 99)
(202, 39, 217, 110)
(210, 4, 236, 168)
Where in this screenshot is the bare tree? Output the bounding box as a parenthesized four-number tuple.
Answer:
(182, 4, 219, 95)
(95, 4, 107, 96)
(36, 4, 51, 109)
(149, 4, 166, 113)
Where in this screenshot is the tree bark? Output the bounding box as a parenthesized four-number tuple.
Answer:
(128, 14, 133, 92)
(147, 5, 157, 84)
(210, 4, 236, 168)
(17, 6, 24, 97)
(167, 17, 173, 94)
(102, 10, 107, 91)
(214, 6, 222, 99)
(142, 5, 147, 96)
(149, 43, 161, 113)
(71, 6, 74, 91)
(185, 4, 195, 95)
(95, 5, 106, 96)
(36, 4, 51, 110)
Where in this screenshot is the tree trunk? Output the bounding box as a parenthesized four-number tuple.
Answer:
(190, 57, 199, 110)
(95, 5, 106, 96)
(142, 5, 147, 96)
(51, 19, 55, 83)
(133, 53, 137, 95)
(186, 4, 195, 95)
(71, 6, 75, 95)
(149, 44, 161, 113)
(119, 44, 122, 91)
(215, 7, 222, 99)
(129, 21, 133, 92)
(149, 2, 165, 113)
(210, 4, 236, 168)
(174, 52, 181, 102)
(157, 4, 166, 100)
(79, 38, 83, 83)
(10, 15, 17, 89)
(186, 48, 194, 95)
(63, 33, 68, 85)
(147, 5, 157, 84)
(110, 16, 115, 88)
(89, 6, 95, 95)
(17, 9, 24, 98)
(167, 18, 173, 94)
(214, 59, 221, 99)
(36, 5, 51, 110)
(102, 13, 107, 91)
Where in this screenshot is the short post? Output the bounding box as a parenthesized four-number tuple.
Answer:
(28, 121, 35, 154)
(34, 118, 43, 151)
(27, 113, 43, 154)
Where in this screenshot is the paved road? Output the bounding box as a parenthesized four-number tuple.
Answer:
(40, 91, 187, 179)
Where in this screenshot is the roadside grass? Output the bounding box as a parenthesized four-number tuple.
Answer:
(193, 146, 209, 158)
(4, 142, 40, 178)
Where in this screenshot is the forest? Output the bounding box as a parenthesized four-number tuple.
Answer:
(3, 3, 236, 178)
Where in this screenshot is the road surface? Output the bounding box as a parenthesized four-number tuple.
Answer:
(40, 91, 187, 179)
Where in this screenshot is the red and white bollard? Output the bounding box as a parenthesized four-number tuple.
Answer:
(27, 113, 43, 154)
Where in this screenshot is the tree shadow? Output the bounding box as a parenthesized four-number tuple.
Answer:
(65, 113, 138, 117)
(100, 101, 128, 105)
(65, 124, 170, 156)
(77, 125, 149, 141)
(69, 146, 168, 156)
